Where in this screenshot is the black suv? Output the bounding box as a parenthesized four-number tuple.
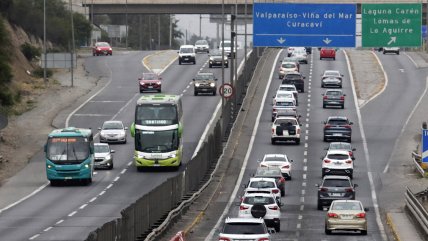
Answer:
(323, 116, 353, 142)
(282, 71, 305, 92)
(316, 175, 357, 210)
(253, 166, 286, 197)
(193, 72, 217, 96)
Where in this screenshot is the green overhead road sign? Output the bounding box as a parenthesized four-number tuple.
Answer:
(362, 3, 421, 47)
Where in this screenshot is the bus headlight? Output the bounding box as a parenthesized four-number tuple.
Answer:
(47, 165, 52, 169)
(84, 164, 90, 169)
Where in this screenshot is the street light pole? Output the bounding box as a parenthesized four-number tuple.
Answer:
(43, 0, 47, 84)
(125, 0, 128, 49)
(69, 0, 75, 87)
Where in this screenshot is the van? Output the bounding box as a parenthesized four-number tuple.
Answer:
(219, 40, 235, 58)
(178, 45, 196, 65)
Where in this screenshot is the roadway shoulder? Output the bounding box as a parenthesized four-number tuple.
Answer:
(158, 48, 281, 241)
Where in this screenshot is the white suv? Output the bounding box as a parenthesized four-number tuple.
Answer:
(178, 45, 196, 64)
(321, 150, 354, 179)
(194, 40, 209, 53)
(244, 177, 281, 202)
(271, 116, 301, 144)
(238, 193, 281, 232)
(219, 217, 270, 240)
(259, 154, 293, 180)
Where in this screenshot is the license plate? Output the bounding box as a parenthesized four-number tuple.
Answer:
(333, 133, 342, 136)
(341, 215, 354, 219)
(330, 193, 342, 197)
(184, 58, 189, 60)
(65, 177, 72, 180)
(154, 164, 160, 167)
(148, 86, 153, 88)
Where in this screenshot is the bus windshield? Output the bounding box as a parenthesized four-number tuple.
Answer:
(135, 129, 178, 153)
(46, 137, 90, 163)
(136, 104, 178, 126)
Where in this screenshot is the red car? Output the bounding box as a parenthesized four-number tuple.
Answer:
(320, 48, 336, 60)
(92, 42, 112, 56)
(138, 73, 162, 93)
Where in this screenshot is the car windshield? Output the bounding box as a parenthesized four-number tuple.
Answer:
(328, 119, 348, 125)
(331, 202, 362, 211)
(326, 91, 342, 96)
(96, 42, 110, 47)
(223, 223, 266, 234)
(275, 118, 297, 126)
(221, 41, 231, 47)
(195, 40, 207, 45)
(243, 196, 275, 205)
(282, 63, 296, 68)
(135, 129, 178, 153)
(330, 143, 351, 150)
(322, 179, 351, 187)
(249, 181, 275, 188)
(180, 48, 194, 53)
(210, 50, 222, 56)
(255, 168, 282, 176)
(325, 71, 340, 77)
(327, 154, 349, 160)
(142, 73, 158, 80)
(276, 101, 294, 107)
(102, 122, 123, 130)
(94, 145, 110, 153)
(276, 93, 293, 98)
(264, 156, 287, 162)
(195, 74, 214, 81)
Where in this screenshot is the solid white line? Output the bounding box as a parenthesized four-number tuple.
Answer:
(73, 114, 110, 117)
(404, 52, 418, 67)
(344, 50, 387, 240)
(0, 182, 49, 214)
(44, 227, 53, 232)
(55, 219, 64, 225)
(89, 100, 126, 103)
(29, 234, 40, 240)
(79, 204, 88, 209)
(111, 93, 140, 120)
(359, 51, 388, 109)
(68, 211, 77, 217)
(206, 50, 283, 240)
(383, 78, 428, 173)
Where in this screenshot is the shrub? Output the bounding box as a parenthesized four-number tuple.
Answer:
(20, 43, 41, 61)
(0, 86, 14, 106)
(32, 67, 52, 78)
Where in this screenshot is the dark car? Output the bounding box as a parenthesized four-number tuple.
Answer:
(253, 166, 286, 197)
(282, 71, 305, 93)
(305, 47, 312, 54)
(208, 50, 228, 68)
(193, 72, 217, 96)
(316, 175, 357, 210)
(320, 48, 336, 60)
(322, 89, 346, 109)
(138, 73, 162, 93)
(323, 116, 353, 142)
(92, 42, 112, 56)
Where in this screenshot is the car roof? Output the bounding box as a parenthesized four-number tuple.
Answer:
(323, 175, 350, 180)
(326, 149, 351, 155)
(330, 142, 351, 146)
(331, 200, 361, 205)
(327, 116, 348, 120)
(279, 84, 297, 88)
(249, 177, 276, 182)
(243, 192, 275, 198)
(103, 120, 123, 124)
(263, 153, 287, 158)
(180, 45, 194, 48)
(274, 116, 298, 121)
(94, 143, 109, 147)
(225, 217, 264, 224)
(197, 72, 214, 75)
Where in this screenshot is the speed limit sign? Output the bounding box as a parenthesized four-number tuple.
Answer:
(219, 83, 234, 99)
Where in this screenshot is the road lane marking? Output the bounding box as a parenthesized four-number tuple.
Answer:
(68, 211, 77, 217)
(44, 227, 53, 232)
(302, 182, 306, 187)
(79, 204, 88, 209)
(89, 197, 97, 203)
(0, 182, 49, 214)
(99, 191, 106, 196)
(344, 50, 387, 240)
(120, 169, 127, 174)
(297, 223, 301, 229)
(300, 205, 304, 211)
(55, 220, 64, 225)
(106, 184, 113, 189)
(303, 174, 307, 179)
(29, 234, 40, 240)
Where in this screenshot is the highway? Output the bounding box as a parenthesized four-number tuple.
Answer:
(204, 48, 428, 240)
(0, 50, 244, 241)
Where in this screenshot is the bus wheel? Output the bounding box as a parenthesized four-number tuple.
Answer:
(83, 178, 92, 185)
(50, 180, 60, 186)
(137, 166, 144, 172)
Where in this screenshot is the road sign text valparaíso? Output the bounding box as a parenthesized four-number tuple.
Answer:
(362, 3, 421, 47)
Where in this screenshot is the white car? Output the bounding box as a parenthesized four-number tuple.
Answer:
(278, 61, 299, 79)
(259, 154, 293, 180)
(271, 98, 297, 122)
(178, 45, 196, 64)
(244, 177, 281, 201)
(382, 47, 399, 55)
(94, 143, 114, 170)
(322, 150, 354, 179)
(271, 117, 301, 145)
(238, 192, 281, 232)
(194, 39, 209, 53)
(273, 91, 296, 106)
(218, 217, 270, 241)
(98, 120, 127, 144)
(291, 48, 308, 64)
(278, 84, 298, 104)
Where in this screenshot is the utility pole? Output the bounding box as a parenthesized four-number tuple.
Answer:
(69, 0, 75, 87)
(125, 0, 128, 49)
(199, 14, 202, 38)
(43, 0, 47, 83)
(158, 15, 161, 50)
(169, 14, 172, 49)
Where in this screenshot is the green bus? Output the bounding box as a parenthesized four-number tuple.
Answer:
(130, 94, 183, 170)
(45, 127, 94, 185)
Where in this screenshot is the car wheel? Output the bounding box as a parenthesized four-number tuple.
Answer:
(193, 61, 196, 65)
(158, 89, 161, 93)
(333, 57, 336, 60)
(92, 53, 95, 56)
(320, 57, 322, 60)
(274, 222, 281, 232)
(281, 189, 285, 197)
(296, 139, 300, 145)
(325, 226, 332, 235)
(323, 136, 327, 142)
(349, 173, 353, 179)
(50, 180, 60, 186)
(361, 230, 367, 235)
(348, 137, 352, 143)
(194, 91, 198, 96)
(383, 51, 386, 54)
(317, 201, 323, 210)
(271, 139, 275, 145)
(137, 166, 144, 172)
(397, 51, 400, 55)
(179, 60, 182, 65)
(213, 90, 216, 96)
(209, 64, 212, 68)
(225, 64, 229, 68)
(341, 104, 344, 109)
(139, 90, 143, 93)
(109, 163, 114, 170)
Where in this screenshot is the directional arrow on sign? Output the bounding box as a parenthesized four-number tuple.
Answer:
(277, 37, 286, 44)
(387, 36, 397, 46)
(323, 38, 332, 45)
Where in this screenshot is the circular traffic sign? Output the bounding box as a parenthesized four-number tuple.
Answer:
(219, 83, 234, 99)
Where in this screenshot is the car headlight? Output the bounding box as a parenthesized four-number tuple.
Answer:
(195, 83, 200, 87)
(109, 48, 112, 51)
(157, 81, 161, 85)
(104, 154, 112, 161)
(210, 83, 215, 87)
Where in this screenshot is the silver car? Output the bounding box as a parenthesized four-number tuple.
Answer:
(99, 120, 127, 144)
(325, 200, 368, 235)
(94, 143, 114, 170)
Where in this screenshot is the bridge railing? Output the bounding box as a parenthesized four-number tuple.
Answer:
(83, 47, 264, 241)
(405, 186, 428, 237)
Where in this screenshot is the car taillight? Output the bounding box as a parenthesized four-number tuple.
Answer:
(280, 177, 286, 183)
(272, 108, 276, 112)
(344, 125, 352, 128)
(297, 129, 301, 134)
(282, 165, 290, 169)
(328, 212, 339, 218)
(320, 187, 328, 192)
(356, 212, 366, 218)
(258, 238, 269, 241)
(272, 128, 275, 134)
(272, 189, 279, 194)
(219, 238, 231, 241)
(323, 96, 328, 100)
(324, 159, 331, 163)
(349, 151, 353, 156)
(324, 124, 331, 128)
(240, 205, 249, 210)
(268, 205, 279, 210)
(340, 96, 345, 100)
(345, 188, 354, 192)
(260, 163, 268, 167)
(346, 160, 352, 164)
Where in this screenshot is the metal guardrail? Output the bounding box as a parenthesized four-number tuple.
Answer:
(405, 187, 428, 237)
(412, 151, 426, 177)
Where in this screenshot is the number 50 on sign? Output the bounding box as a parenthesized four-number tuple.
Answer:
(219, 84, 234, 99)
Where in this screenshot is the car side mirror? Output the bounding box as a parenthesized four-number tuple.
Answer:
(44, 144, 47, 153)
(354, 184, 358, 187)
(320, 156, 324, 160)
(125, 127, 128, 130)
(349, 122, 354, 125)
(315, 183, 319, 187)
(192, 79, 195, 81)
(299, 123, 302, 126)
(111, 150, 115, 153)
(138, 78, 141, 80)
(215, 78, 218, 81)
(98, 127, 101, 130)
(324, 147, 328, 150)
(303, 76, 306, 79)
(242, 184, 247, 188)
(352, 148, 356, 151)
(290, 159, 294, 162)
(343, 94, 347, 96)
(250, 173, 255, 177)
(323, 121, 327, 124)
(177, 51, 179, 53)
(341, 74, 344, 77)
(159, 77, 162, 80)
(257, 159, 262, 163)
(364, 207, 369, 211)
